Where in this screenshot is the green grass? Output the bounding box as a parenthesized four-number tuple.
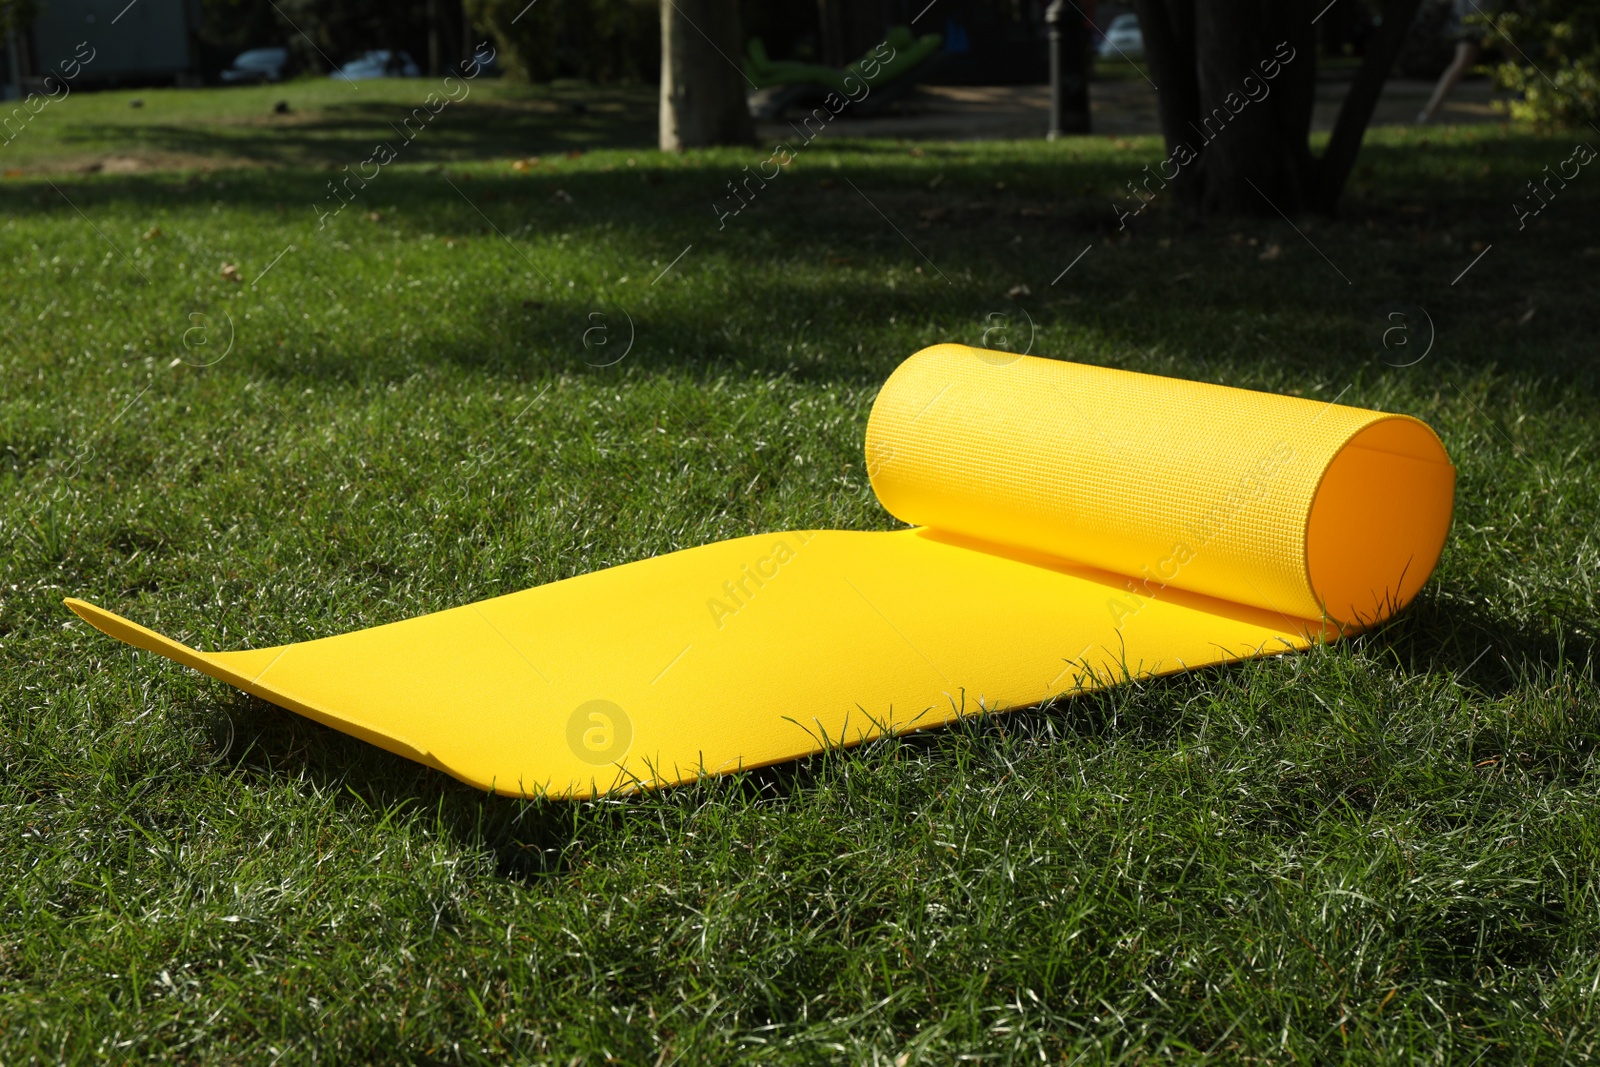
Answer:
(3, 80, 1600, 1063)
(0, 77, 654, 172)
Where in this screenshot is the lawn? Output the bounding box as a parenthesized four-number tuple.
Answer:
(2, 77, 1599, 1063)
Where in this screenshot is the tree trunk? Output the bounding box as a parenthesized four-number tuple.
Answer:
(1315, 0, 1425, 212)
(659, 0, 755, 151)
(1136, 0, 1318, 215)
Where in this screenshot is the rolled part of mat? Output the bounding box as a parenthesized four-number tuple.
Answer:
(67, 345, 1455, 798)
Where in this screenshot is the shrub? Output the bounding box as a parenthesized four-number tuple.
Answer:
(1487, 0, 1600, 126)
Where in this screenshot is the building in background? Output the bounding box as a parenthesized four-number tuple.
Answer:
(5, 0, 203, 97)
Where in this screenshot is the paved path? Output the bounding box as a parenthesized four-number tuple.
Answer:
(758, 76, 1507, 142)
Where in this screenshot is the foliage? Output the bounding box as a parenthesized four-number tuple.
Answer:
(0, 0, 36, 35)
(188, 0, 439, 75)
(1487, 0, 1600, 126)
(194, 0, 294, 68)
(270, 0, 436, 72)
(467, 0, 658, 83)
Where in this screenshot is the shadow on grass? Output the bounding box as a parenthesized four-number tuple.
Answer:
(201, 583, 1598, 890)
(1373, 593, 1597, 692)
(3, 132, 1592, 395)
(56, 90, 659, 166)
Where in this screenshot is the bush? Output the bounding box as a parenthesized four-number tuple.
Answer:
(1488, 0, 1600, 126)
(467, 0, 658, 83)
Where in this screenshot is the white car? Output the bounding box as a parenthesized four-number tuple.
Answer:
(221, 47, 288, 84)
(330, 50, 420, 81)
(1097, 13, 1144, 59)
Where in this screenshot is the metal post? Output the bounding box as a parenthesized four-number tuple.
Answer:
(1045, 0, 1091, 138)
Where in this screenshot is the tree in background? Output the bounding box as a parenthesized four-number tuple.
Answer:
(467, 0, 657, 82)
(812, 0, 884, 67)
(195, 0, 463, 78)
(467, 0, 750, 147)
(1134, 0, 1425, 216)
(658, 0, 753, 149)
(1488, 0, 1600, 125)
(267, 0, 434, 74)
(0, 0, 36, 34)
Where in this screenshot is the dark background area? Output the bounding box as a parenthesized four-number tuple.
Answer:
(1, 0, 1460, 94)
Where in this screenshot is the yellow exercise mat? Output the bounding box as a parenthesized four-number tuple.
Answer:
(67, 345, 1456, 798)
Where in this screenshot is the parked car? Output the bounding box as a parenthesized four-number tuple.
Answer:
(330, 50, 420, 80)
(1096, 13, 1144, 59)
(221, 46, 289, 84)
